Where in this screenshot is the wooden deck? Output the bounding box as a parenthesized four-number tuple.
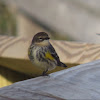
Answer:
(0, 59, 100, 99)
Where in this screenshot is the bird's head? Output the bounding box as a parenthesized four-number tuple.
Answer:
(31, 32, 50, 46)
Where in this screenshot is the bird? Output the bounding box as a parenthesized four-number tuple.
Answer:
(28, 32, 67, 76)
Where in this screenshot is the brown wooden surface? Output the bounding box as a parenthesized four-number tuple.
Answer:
(0, 35, 100, 76)
(0, 65, 31, 88)
(0, 60, 100, 99)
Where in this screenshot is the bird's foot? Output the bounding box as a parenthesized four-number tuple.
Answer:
(42, 73, 49, 76)
(41, 69, 49, 76)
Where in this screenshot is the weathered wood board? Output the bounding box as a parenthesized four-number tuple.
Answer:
(0, 60, 100, 99)
(0, 35, 100, 76)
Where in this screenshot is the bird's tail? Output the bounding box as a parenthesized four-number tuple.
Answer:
(60, 62, 67, 67)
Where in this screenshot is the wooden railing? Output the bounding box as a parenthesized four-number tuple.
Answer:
(0, 35, 100, 99)
(0, 35, 100, 76)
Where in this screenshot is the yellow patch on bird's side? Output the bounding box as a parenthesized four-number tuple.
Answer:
(45, 52, 54, 60)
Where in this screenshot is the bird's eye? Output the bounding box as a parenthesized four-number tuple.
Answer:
(39, 38, 43, 40)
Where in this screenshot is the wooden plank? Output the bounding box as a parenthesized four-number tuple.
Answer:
(0, 35, 100, 76)
(0, 60, 100, 99)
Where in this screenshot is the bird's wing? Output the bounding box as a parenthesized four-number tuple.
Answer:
(48, 44, 61, 66)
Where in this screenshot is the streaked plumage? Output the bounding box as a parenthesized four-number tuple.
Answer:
(28, 32, 67, 75)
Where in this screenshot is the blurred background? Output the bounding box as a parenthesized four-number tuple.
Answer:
(0, 0, 100, 87)
(1, 0, 100, 42)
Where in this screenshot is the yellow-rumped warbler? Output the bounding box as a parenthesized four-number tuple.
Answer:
(28, 32, 67, 76)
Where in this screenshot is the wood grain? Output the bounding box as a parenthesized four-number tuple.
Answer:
(1, 35, 100, 63)
(0, 60, 100, 99)
(0, 35, 100, 76)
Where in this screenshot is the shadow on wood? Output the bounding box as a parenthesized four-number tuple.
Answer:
(0, 65, 31, 87)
